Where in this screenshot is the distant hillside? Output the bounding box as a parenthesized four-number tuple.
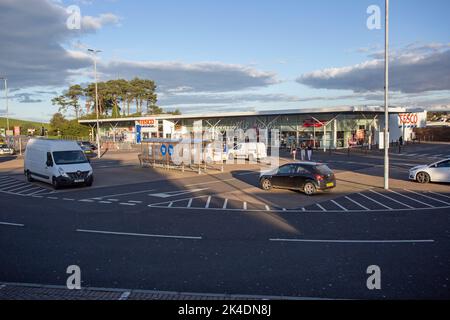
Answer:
(0, 117, 50, 130)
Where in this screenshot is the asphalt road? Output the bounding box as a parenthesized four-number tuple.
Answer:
(1, 145, 449, 299)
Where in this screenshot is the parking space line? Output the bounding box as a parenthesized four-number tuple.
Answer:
(120, 203, 136, 206)
(187, 198, 193, 208)
(243, 202, 247, 210)
(316, 203, 326, 212)
(265, 205, 271, 211)
(345, 196, 369, 211)
(205, 196, 212, 209)
(17, 186, 43, 194)
(8, 185, 37, 193)
(76, 229, 202, 240)
(29, 189, 52, 196)
(369, 190, 414, 209)
(128, 201, 143, 204)
(427, 191, 450, 200)
(89, 189, 156, 200)
(269, 238, 435, 244)
(0, 182, 26, 191)
(0, 222, 25, 227)
(358, 192, 393, 210)
(331, 200, 348, 211)
(387, 190, 434, 208)
(222, 199, 228, 209)
(404, 190, 450, 206)
(168, 202, 173, 208)
(99, 201, 112, 204)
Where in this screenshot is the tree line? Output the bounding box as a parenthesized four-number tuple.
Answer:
(52, 78, 181, 119)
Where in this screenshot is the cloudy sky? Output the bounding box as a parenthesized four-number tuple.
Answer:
(0, 0, 449, 121)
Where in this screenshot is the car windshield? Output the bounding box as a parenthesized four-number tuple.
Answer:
(53, 151, 88, 165)
(315, 165, 333, 175)
(0, 144, 8, 148)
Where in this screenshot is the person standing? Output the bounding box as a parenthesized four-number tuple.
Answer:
(300, 143, 306, 161)
(307, 144, 313, 161)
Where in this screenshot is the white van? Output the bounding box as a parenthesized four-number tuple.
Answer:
(227, 142, 267, 161)
(24, 139, 94, 189)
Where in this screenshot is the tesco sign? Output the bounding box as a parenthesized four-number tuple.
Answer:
(398, 113, 419, 126)
(138, 119, 156, 127)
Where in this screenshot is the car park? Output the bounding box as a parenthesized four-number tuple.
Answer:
(259, 162, 336, 195)
(0, 144, 15, 155)
(409, 158, 450, 183)
(24, 139, 94, 189)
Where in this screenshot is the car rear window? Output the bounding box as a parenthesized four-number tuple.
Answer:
(315, 165, 333, 175)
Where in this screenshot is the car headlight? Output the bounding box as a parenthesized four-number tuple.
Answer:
(58, 168, 69, 178)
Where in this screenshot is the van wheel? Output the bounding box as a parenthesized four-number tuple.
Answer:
(52, 177, 60, 190)
(303, 182, 317, 196)
(26, 171, 34, 182)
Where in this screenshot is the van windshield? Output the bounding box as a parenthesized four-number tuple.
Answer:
(53, 151, 88, 165)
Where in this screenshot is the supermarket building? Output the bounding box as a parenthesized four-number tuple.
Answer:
(78, 106, 427, 149)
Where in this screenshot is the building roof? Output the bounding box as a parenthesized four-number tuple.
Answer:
(78, 105, 408, 124)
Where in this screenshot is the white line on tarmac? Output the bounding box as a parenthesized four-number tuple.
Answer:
(316, 203, 326, 212)
(89, 189, 156, 200)
(76, 229, 202, 240)
(345, 196, 369, 211)
(0, 222, 25, 227)
(0, 182, 26, 191)
(205, 196, 212, 209)
(222, 199, 228, 209)
(387, 190, 434, 208)
(358, 192, 393, 210)
(369, 190, 414, 209)
(243, 202, 247, 210)
(120, 203, 136, 206)
(17, 187, 43, 194)
(187, 198, 193, 208)
(269, 238, 435, 244)
(331, 200, 348, 211)
(427, 191, 450, 200)
(404, 190, 450, 206)
(265, 205, 271, 211)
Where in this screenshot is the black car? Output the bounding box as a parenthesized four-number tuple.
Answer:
(259, 162, 336, 195)
(78, 141, 97, 151)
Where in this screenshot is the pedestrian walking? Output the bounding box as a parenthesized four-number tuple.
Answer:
(307, 144, 313, 161)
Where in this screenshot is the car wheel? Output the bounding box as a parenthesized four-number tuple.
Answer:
(303, 182, 317, 196)
(26, 171, 34, 182)
(260, 178, 272, 191)
(416, 172, 431, 184)
(52, 177, 60, 190)
(85, 176, 94, 187)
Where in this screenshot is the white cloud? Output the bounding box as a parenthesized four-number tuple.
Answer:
(297, 43, 450, 94)
(82, 13, 121, 30)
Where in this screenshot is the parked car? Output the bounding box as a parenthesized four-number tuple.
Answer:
(0, 144, 15, 155)
(409, 158, 450, 183)
(78, 141, 97, 151)
(24, 139, 94, 189)
(227, 142, 267, 162)
(260, 162, 336, 195)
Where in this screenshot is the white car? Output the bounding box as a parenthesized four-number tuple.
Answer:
(0, 144, 14, 155)
(409, 158, 450, 184)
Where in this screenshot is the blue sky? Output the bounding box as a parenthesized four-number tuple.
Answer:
(0, 0, 449, 121)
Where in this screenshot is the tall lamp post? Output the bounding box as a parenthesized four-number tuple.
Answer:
(0, 77, 9, 135)
(88, 49, 102, 160)
(384, 0, 390, 190)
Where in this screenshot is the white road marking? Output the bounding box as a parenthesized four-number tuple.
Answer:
(76, 229, 202, 240)
(331, 200, 348, 211)
(187, 198, 193, 208)
(89, 189, 156, 200)
(29, 189, 51, 196)
(120, 203, 136, 206)
(404, 189, 450, 206)
(243, 202, 247, 210)
(205, 196, 212, 209)
(185, 178, 236, 187)
(63, 198, 75, 201)
(79, 199, 93, 203)
(358, 192, 393, 210)
(222, 199, 228, 209)
(150, 188, 208, 199)
(369, 190, 414, 209)
(316, 203, 326, 212)
(345, 196, 369, 211)
(168, 202, 173, 208)
(17, 187, 43, 194)
(427, 191, 450, 200)
(47, 197, 59, 200)
(6, 184, 34, 193)
(99, 201, 112, 204)
(269, 238, 435, 244)
(265, 205, 271, 211)
(387, 190, 434, 208)
(128, 201, 142, 204)
(108, 199, 119, 202)
(0, 182, 26, 190)
(118, 291, 131, 301)
(0, 222, 25, 227)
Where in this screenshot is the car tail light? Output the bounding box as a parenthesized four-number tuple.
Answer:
(315, 174, 324, 181)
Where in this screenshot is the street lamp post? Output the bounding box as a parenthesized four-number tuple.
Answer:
(384, 0, 390, 190)
(1, 77, 9, 134)
(88, 49, 102, 160)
